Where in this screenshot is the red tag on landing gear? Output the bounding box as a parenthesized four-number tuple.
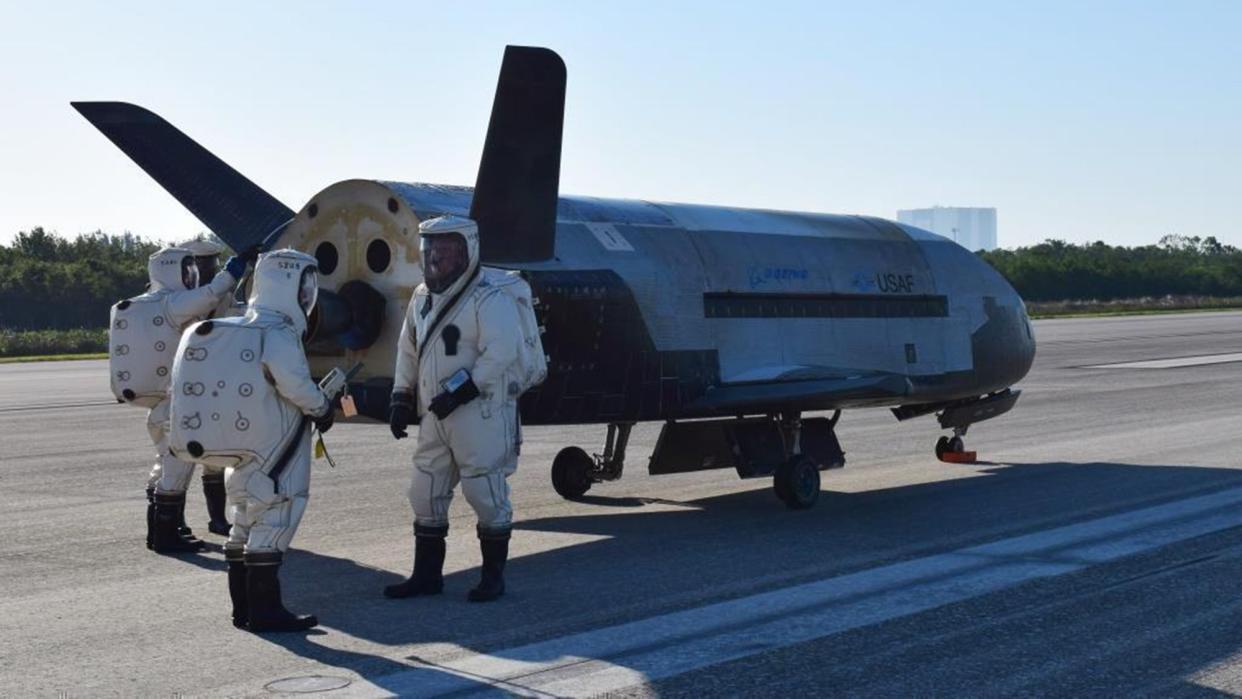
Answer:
(939, 451, 978, 464)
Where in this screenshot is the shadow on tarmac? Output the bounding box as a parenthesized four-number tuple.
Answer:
(165, 542, 229, 572)
(254, 460, 1242, 694)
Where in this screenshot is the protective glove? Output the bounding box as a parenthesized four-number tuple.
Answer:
(223, 255, 246, 279)
(389, 391, 413, 440)
(240, 244, 263, 266)
(312, 408, 334, 434)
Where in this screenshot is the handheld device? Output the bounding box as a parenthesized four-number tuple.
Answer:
(319, 362, 363, 400)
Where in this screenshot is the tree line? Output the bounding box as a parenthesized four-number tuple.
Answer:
(0, 228, 162, 329)
(977, 235, 1242, 302)
(1, 228, 1240, 330)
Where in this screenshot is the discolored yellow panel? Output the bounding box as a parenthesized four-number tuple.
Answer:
(274, 180, 425, 384)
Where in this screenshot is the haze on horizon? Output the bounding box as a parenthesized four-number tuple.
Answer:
(1, 1, 1238, 250)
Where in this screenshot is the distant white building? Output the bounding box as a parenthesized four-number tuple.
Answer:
(897, 206, 997, 251)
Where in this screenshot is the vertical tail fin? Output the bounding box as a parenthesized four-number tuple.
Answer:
(469, 46, 566, 263)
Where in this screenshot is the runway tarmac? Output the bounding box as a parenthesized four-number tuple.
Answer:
(1, 311, 1240, 697)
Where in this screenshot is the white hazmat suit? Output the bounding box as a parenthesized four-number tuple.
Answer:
(109, 245, 242, 553)
(181, 237, 244, 321)
(178, 237, 238, 535)
(169, 248, 330, 631)
(386, 214, 528, 603)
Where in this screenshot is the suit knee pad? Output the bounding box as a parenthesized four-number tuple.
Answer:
(249, 494, 307, 553)
(461, 471, 512, 529)
(411, 467, 454, 525)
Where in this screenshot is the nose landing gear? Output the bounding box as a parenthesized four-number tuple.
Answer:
(898, 390, 1021, 464)
(934, 426, 974, 463)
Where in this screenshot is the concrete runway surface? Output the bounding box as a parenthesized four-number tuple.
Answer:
(1, 311, 1240, 697)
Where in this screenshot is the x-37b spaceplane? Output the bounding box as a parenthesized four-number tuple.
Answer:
(74, 46, 1035, 509)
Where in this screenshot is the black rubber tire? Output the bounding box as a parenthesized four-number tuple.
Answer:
(935, 436, 950, 459)
(551, 446, 594, 500)
(775, 455, 820, 510)
(947, 436, 965, 454)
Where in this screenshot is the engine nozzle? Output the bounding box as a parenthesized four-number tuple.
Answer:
(307, 280, 386, 351)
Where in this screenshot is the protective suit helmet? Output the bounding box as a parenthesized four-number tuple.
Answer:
(148, 246, 199, 292)
(248, 249, 319, 334)
(418, 215, 479, 295)
(181, 238, 225, 284)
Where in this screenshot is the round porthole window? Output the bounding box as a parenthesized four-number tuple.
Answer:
(366, 239, 391, 273)
(315, 242, 339, 275)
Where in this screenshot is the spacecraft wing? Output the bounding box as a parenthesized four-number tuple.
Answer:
(71, 101, 293, 252)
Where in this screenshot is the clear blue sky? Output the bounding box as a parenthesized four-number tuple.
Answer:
(1, 1, 1238, 249)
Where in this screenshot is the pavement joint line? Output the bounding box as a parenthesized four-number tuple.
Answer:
(339, 484, 1242, 697)
(1093, 553, 1221, 591)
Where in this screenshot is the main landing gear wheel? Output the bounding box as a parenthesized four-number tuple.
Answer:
(935, 436, 950, 459)
(551, 446, 593, 500)
(947, 436, 965, 454)
(774, 455, 820, 510)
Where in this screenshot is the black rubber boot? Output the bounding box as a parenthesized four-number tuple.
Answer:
(245, 552, 318, 632)
(202, 472, 230, 536)
(467, 527, 510, 603)
(176, 495, 199, 543)
(151, 492, 206, 553)
(384, 524, 447, 599)
(226, 549, 248, 629)
(145, 487, 155, 550)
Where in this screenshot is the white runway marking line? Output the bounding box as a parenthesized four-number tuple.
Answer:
(1085, 352, 1242, 369)
(338, 486, 1242, 698)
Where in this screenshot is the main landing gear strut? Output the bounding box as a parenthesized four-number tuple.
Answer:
(551, 422, 634, 500)
(550, 411, 845, 510)
(771, 410, 835, 510)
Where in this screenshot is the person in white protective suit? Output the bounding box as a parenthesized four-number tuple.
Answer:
(109, 245, 249, 554)
(186, 249, 333, 632)
(181, 237, 245, 318)
(386, 214, 526, 603)
(181, 238, 225, 298)
(178, 237, 239, 536)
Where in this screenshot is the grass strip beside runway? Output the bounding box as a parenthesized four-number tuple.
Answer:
(0, 328, 108, 359)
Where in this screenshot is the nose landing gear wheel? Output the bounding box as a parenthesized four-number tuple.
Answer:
(936, 433, 972, 462)
(551, 446, 594, 500)
(774, 455, 820, 510)
(936, 435, 966, 458)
